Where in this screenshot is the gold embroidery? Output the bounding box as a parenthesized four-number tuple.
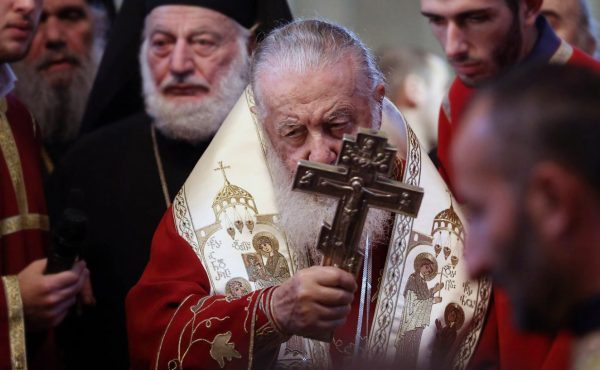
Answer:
(210, 332, 242, 368)
(0, 214, 50, 237)
(0, 101, 29, 215)
(2, 276, 28, 370)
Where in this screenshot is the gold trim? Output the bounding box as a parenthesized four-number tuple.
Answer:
(0, 214, 50, 237)
(0, 103, 29, 215)
(2, 276, 28, 370)
(549, 40, 574, 65)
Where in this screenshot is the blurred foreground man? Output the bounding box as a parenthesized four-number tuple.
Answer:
(453, 64, 600, 370)
(0, 0, 89, 369)
(128, 19, 492, 370)
(53, 1, 292, 369)
(541, 0, 597, 57)
(12, 0, 108, 171)
(421, 0, 600, 368)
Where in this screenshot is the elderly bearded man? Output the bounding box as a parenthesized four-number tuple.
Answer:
(127, 19, 490, 370)
(11, 0, 108, 171)
(420, 0, 600, 369)
(53, 1, 292, 369)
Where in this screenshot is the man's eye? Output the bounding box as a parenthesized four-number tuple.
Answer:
(329, 121, 352, 135)
(466, 14, 491, 24)
(151, 38, 172, 54)
(427, 16, 446, 26)
(192, 37, 218, 55)
(284, 128, 305, 138)
(58, 7, 86, 22)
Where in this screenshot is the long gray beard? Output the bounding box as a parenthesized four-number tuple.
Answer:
(141, 41, 249, 144)
(11, 53, 98, 144)
(264, 137, 389, 268)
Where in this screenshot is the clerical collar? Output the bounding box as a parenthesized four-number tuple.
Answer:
(522, 16, 562, 66)
(0, 64, 17, 98)
(569, 294, 600, 337)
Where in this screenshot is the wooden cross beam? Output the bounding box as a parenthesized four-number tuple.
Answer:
(292, 128, 424, 275)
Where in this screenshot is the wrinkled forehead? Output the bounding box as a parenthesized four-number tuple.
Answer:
(146, 5, 236, 35)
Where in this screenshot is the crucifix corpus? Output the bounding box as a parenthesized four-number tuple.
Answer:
(292, 129, 424, 275)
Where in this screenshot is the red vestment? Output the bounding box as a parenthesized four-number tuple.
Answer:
(128, 208, 494, 369)
(0, 94, 54, 370)
(436, 39, 600, 370)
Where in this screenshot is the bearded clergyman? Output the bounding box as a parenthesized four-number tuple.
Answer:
(51, 1, 292, 369)
(12, 0, 109, 171)
(127, 19, 492, 369)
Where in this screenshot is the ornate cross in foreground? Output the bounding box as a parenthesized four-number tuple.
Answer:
(293, 129, 424, 275)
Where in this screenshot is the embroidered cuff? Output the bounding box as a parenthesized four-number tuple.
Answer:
(2, 275, 27, 370)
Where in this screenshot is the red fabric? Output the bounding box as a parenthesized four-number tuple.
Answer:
(0, 94, 53, 370)
(436, 48, 600, 370)
(126, 210, 285, 370)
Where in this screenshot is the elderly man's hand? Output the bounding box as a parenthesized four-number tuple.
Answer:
(17, 259, 89, 331)
(271, 266, 356, 341)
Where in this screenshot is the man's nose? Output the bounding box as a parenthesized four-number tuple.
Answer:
(14, 0, 37, 15)
(307, 136, 338, 164)
(444, 22, 469, 61)
(43, 17, 66, 51)
(169, 39, 194, 78)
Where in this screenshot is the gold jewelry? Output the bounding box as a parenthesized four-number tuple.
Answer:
(151, 126, 171, 208)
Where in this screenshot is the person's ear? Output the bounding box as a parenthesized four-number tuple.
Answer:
(375, 83, 386, 103)
(526, 162, 580, 243)
(521, 0, 543, 28)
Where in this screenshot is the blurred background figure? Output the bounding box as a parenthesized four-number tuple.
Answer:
(541, 0, 599, 57)
(377, 47, 450, 160)
(12, 0, 108, 172)
(453, 64, 600, 370)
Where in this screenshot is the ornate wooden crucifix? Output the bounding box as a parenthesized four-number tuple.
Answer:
(292, 128, 424, 275)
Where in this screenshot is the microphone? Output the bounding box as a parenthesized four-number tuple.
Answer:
(44, 189, 87, 274)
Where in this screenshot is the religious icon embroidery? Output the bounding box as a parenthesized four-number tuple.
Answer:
(393, 197, 473, 368)
(224, 277, 252, 300)
(194, 162, 292, 295)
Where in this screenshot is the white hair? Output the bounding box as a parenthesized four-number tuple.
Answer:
(250, 19, 384, 124)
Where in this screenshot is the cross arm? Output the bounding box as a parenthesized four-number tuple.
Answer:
(292, 160, 349, 199)
(365, 177, 424, 217)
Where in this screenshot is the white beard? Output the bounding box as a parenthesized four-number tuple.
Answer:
(264, 136, 390, 267)
(11, 42, 101, 144)
(140, 40, 249, 144)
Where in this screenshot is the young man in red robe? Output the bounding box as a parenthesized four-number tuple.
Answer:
(0, 0, 89, 369)
(420, 0, 600, 369)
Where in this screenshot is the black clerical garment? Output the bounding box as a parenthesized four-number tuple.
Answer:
(50, 112, 208, 370)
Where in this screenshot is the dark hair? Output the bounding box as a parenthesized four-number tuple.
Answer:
(476, 64, 600, 199)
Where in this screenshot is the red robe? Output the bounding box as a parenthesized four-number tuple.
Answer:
(127, 207, 400, 370)
(0, 94, 54, 370)
(436, 38, 600, 370)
